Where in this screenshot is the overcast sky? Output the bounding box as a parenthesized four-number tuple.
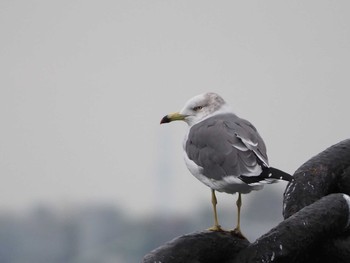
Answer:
(1, 0, 350, 226)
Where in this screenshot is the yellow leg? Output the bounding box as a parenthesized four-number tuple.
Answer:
(207, 189, 223, 231)
(232, 193, 246, 238)
(235, 193, 242, 232)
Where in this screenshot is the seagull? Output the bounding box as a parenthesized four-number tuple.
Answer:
(160, 92, 293, 236)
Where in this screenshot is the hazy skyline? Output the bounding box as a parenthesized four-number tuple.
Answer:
(1, 0, 350, 225)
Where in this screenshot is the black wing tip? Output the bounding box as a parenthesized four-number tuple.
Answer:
(269, 167, 294, 182)
(239, 167, 294, 185)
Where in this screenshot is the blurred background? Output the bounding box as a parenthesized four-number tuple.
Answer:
(1, 1, 350, 262)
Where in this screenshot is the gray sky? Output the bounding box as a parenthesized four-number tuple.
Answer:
(1, 0, 350, 220)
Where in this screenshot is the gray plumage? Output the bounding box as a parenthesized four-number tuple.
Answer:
(185, 113, 268, 181)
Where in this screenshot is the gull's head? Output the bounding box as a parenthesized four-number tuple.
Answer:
(160, 92, 229, 126)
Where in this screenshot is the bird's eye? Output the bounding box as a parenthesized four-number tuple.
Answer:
(193, 106, 203, 111)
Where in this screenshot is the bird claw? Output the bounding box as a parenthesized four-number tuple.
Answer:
(207, 225, 225, 232)
(230, 227, 247, 239)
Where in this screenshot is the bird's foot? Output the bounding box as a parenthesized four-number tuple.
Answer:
(230, 227, 247, 239)
(207, 225, 225, 232)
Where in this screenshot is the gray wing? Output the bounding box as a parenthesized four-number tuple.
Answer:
(185, 113, 268, 181)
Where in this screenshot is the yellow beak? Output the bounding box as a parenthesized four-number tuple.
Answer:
(160, 112, 186, 124)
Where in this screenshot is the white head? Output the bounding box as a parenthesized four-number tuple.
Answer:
(160, 92, 230, 126)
